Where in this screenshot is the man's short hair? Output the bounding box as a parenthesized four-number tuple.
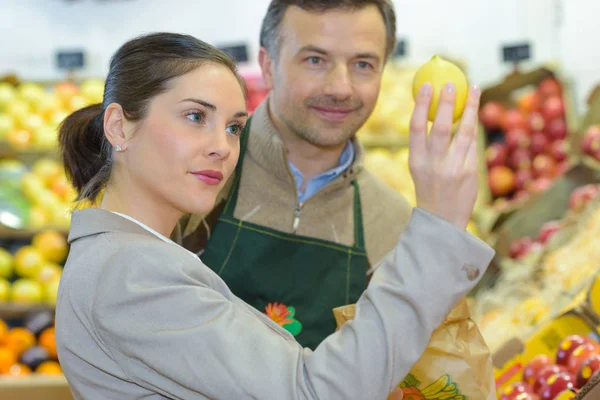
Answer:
(259, 0, 397, 60)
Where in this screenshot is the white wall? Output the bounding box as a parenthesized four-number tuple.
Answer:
(0, 0, 596, 112)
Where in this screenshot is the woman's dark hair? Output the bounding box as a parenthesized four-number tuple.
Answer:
(59, 32, 245, 202)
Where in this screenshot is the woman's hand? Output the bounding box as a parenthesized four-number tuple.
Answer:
(408, 82, 481, 231)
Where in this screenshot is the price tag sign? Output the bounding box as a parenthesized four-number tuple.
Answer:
(217, 44, 249, 63)
(392, 39, 407, 58)
(502, 43, 531, 63)
(56, 51, 85, 70)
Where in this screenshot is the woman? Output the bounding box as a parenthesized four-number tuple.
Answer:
(55, 32, 493, 400)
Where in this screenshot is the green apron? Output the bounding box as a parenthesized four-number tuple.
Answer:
(201, 119, 369, 349)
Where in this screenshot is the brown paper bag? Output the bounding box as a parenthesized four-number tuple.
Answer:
(333, 298, 497, 400)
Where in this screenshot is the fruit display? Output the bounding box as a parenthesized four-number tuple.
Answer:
(473, 186, 600, 352)
(480, 77, 572, 209)
(0, 157, 81, 231)
(0, 310, 62, 377)
(0, 79, 104, 152)
(500, 335, 600, 399)
(0, 230, 66, 307)
(358, 62, 419, 140)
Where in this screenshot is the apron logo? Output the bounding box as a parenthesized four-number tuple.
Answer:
(398, 373, 465, 400)
(264, 302, 303, 336)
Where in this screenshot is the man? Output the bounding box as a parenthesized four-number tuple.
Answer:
(174, 0, 412, 350)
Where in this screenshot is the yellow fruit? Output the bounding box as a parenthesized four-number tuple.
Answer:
(13, 246, 44, 279)
(28, 206, 51, 229)
(412, 55, 469, 122)
(0, 280, 10, 302)
(32, 231, 68, 264)
(36, 262, 63, 285)
(0, 83, 17, 111)
(44, 278, 60, 306)
(32, 159, 62, 187)
(11, 279, 43, 304)
(0, 249, 13, 279)
(0, 113, 15, 140)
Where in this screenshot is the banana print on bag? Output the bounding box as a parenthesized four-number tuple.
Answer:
(399, 374, 465, 400)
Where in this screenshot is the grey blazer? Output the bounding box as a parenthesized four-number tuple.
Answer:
(55, 208, 494, 400)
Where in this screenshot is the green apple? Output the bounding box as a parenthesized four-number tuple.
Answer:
(0, 279, 10, 302)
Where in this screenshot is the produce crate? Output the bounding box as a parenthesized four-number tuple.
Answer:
(0, 376, 73, 400)
(572, 85, 600, 171)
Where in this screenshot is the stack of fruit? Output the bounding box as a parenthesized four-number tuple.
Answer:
(481, 77, 571, 209)
(0, 230, 66, 307)
(474, 185, 600, 352)
(0, 79, 104, 152)
(358, 62, 419, 141)
(0, 310, 61, 377)
(1, 157, 78, 231)
(500, 335, 600, 399)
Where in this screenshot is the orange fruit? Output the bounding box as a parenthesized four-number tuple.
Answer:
(7, 363, 32, 377)
(0, 319, 8, 343)
(4, 328, 35, 357)
(36, 360, 62, 375)
(0, 346, 17, 374)
(39, 327, 57, 360)
(32, 230, 69, 264)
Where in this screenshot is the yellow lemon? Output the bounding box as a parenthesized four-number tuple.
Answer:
(412, 55, 468, 122)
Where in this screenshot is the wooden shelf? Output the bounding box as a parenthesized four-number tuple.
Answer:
(0, 142, 59, 163)
(0, 303, 54, 320)
(0, 225, 69, 240)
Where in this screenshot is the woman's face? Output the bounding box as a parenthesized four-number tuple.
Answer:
(117, 63, 247, 217)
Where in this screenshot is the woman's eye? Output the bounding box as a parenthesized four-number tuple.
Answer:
(226, 124, 242, 136)
(186, 112, 204, 123)
(307, 56, 322, 65)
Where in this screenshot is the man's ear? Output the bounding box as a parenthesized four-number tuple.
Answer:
(259, 47, 275, 90)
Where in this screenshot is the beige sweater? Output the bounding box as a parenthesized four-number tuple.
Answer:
(175, 98, 413, 271)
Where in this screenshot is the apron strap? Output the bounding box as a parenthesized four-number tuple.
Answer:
(222, 117, 252, 216)
(352, 180, 366, 250)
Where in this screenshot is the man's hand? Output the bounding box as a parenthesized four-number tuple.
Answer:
(408, 82, 481, 231)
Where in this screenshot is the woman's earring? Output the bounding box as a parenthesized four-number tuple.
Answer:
(115, 145, 123, 152)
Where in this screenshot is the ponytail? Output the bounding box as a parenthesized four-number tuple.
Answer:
(58, 103, 113, 202)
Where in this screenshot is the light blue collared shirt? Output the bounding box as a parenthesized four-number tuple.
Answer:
(289, 140, 355, 204)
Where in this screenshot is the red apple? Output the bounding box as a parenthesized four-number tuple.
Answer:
(486, 143, 509, 168)
(554, 161, 570, 178)
(523, 355, 554, 385)
(546, 119, 568, 140)
(539, 372, 576, 400)
(538, 221, 561, 244)
(542, 97, 565, 122)
(514, 169, 534, 191)
(530, 132, 549, 156)
(591, 146, 600, 162)
(509, 148, 533, 171)
(568, 343, 600, 374)
(557, 336, 592, 366)
(538, 78, 563, 99)
(528, 112, 546, 133)
(489, 165, 516, 197)
(529, 178, 554, 193)
(480, 101, 506, 130)
(503, 109, 527, 132)
(500, 382, 535, 400)
(534, 365, 569, 393)
(549, 139, 568, 162)
(576, 354, 600, 388)
(506, 128, 532, 149)
(532, 154, 557, 178)
(581, 125, 600, 155)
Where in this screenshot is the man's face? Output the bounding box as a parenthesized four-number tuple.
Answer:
(262, 5, 388, 148)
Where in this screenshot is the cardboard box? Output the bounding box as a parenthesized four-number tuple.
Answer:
(573, 85, 600, 172)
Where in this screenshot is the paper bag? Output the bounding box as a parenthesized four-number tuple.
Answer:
(333, 298, 497, 400)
